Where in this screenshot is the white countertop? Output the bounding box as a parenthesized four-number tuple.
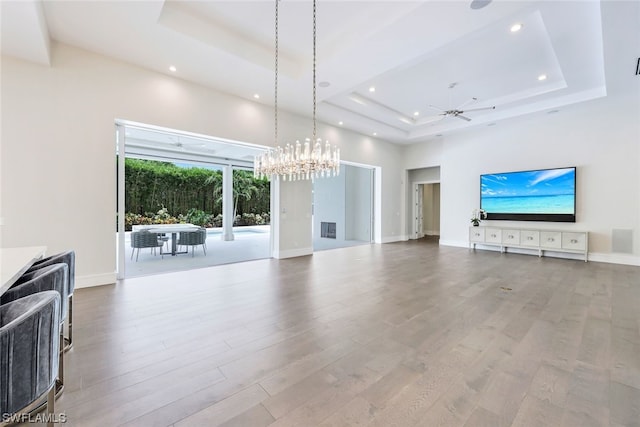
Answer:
(1, 246, 47, 295)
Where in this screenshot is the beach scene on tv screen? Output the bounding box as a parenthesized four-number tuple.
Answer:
(481, 168, 575, 214)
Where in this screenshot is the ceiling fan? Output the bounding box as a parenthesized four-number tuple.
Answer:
(427, 100, 496, 122)
(421, 83, 496, 123)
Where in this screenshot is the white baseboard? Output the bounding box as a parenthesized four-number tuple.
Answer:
(382, 235, 408, 243)
(439, 240, 640, 266)
(438, 239, 467, 248)
(76, 272, 116, 289)
(588, 252, 640, 266)
(273, 247, 313, 259)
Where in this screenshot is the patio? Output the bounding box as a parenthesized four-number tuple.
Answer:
(123, 224, 372, 278)
(123, 225, 271, 278)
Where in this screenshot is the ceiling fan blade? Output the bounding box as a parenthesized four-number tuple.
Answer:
(456, 97, 478, 110)
(456, 114, 472, 122)
(417, 114, 446, 125)
(428, 104, 446, 112)
(461, 105, 496, 113)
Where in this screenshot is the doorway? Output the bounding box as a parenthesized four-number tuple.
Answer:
(312, 163, 375, 251)
(115, 121, 271, 279)
(413, 182, 440, 240)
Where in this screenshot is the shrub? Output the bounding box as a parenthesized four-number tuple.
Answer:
(212, 214, 223, 228)
(184, 208, 213, 227)
(124, 207, 182, 231)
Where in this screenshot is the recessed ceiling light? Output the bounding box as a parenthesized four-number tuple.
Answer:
(369, 86, 376, 93)
(538, 74, 548, 81)
(373, 132, 377, 136)
(253, 94, 260, 99)
(547, 109, 560, 114)
(470, 0, 492, 10)
(510, 23, 523, 32)
(169, 66, 177, 72)
(487, 123, 497, 127)
(319, 81, 331, 88)
(338, 121, 343, 125)
(435, 134, 443, 137)
(414, 111, 420, 116)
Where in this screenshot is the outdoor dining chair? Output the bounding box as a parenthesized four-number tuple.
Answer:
(130, 230, 165, 261)
(177, 227, 207, 257)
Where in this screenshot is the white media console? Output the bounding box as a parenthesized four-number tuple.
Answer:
(469, 226, 588, 262)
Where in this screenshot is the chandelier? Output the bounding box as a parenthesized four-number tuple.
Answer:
(254, 0, 340, 181)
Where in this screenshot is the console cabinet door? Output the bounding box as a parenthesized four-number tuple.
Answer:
(540, 231, 562, 249)
(562, 232, 587, 251)
(469, 227, 485, 243)
(485, 228, 502, 244)
(520, 230, 540, 247)
(502, 229, 520, 245)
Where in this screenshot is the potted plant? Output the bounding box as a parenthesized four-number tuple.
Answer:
(471, 209, 486, 226)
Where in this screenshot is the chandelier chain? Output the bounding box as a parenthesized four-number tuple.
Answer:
(254, 0, 340, 182)
(274, 0, 279, 146)
(312, 0, 317, 142)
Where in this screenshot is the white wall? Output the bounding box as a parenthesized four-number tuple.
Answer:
(272, 178, 313, 259)
(401, 0, 640, 265)
(403, 84, 640, 264)
(345, 165, 373, 241)
(0, 42, 405, 286)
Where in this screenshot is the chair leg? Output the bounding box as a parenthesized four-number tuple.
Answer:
(64, 294, 73, 352)
(135, 248, 140, 262)
(202, 244, 206, 255)
(56, 328, 64, 397)
(46, 384, 55, 427)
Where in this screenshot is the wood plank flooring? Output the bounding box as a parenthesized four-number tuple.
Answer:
(51, 240, 640, 426)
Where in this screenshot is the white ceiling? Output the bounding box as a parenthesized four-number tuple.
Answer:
(1, 0, 609, 145)
(121, 122, 266, 169)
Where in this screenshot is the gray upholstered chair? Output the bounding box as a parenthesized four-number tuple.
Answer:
(177, 227, 207, 257)
(2, 263, 69, 398)
(25, 250, 75, 352)
(1, 291, 61, 427)
(130, 231, 165, 261)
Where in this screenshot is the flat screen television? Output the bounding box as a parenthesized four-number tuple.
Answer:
(480, 166, 576, 222)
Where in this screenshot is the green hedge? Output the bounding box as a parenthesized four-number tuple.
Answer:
(125, 158, 270, 222)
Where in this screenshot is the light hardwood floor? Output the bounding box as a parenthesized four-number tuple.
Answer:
(54, 240, 640, 426)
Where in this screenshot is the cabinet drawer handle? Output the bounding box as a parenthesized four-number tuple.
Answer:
(474, 233, 480, 237)
(548, 238, 555, 242)
(527, 236, 533, 240)
(571, 239, 578, 244)
(508, 235, 514, 239)
(491, 234, 497, 238)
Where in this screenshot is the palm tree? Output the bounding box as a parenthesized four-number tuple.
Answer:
(232, 170, 259, 221)
(205, 169, 258, 224)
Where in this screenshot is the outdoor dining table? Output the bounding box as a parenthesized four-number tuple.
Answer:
(132, 224, 200, 256)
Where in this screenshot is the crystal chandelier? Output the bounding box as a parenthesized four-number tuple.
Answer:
(254, 0, 340, 181)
